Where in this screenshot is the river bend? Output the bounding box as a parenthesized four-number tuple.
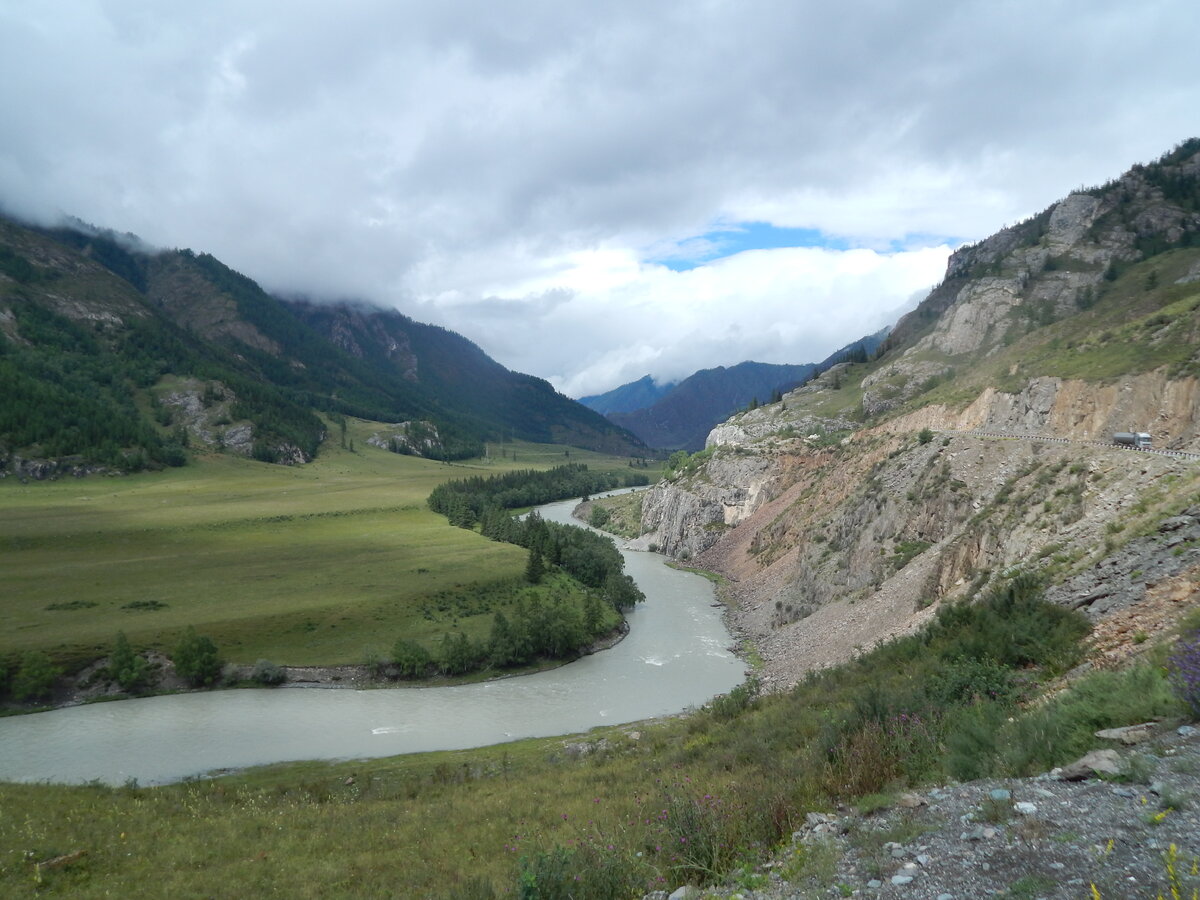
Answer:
(0, 496, 743, 785)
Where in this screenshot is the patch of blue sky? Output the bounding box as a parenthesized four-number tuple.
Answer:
(649, 222, 958, 271)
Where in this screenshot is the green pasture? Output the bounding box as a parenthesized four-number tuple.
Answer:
(0, 427, 643, 667)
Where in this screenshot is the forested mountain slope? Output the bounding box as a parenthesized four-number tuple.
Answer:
(0, 216, 643, 477)
(633, 139, 1200, 688)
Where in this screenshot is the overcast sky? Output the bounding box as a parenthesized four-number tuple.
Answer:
(2, 1, 1197, 397)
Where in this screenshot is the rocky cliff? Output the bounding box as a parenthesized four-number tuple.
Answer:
(637, 142, 1200, 689)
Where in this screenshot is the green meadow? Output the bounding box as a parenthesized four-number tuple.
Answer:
(0, 424, 645, 669)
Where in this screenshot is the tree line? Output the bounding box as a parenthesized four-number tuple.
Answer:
(427, 462, 648, 527)
(396, 465, 649, 678)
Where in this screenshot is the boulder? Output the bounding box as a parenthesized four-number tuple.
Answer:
(1058, 749, 1122, 780)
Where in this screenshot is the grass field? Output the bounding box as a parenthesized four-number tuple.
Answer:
(0, 423, 648, 668)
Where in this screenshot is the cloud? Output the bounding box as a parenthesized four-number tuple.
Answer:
(410, 243, 951, 397)
(1, 1, 1197, 395)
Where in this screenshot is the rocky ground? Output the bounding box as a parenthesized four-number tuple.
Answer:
(649, 725, 1200, 900)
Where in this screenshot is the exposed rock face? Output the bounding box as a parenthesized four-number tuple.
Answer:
(639, 451, 776, 559)
(1044, 506, 1200, 619)
(366, 421, 443, 456)
(879, 370, 1200, 450)
(305, 302, 419, 381)
(868, 146, 1200, 419)
(146, 254, 281, 354)
(646, 415, 1200, 690)
(646, 146, 1200, 691)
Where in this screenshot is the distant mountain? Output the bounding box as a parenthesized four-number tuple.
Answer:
(288, 300, 644, 455)
(0, 214, 644, 477)
(595, 332, 888, 451)
(579, 375, 675, 415)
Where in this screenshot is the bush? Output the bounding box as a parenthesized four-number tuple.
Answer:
(109, 631, 153, 693)
(516, 843, 645, 900)
(173, 627, 223, 687)
(588, 505, 611, 529)
(392, 639, 432, 678)
(709, 679, 759, 722)
(11, 651, 62, 702)
(250, 659, 286, 685)
(1167, 629, 1200, 719)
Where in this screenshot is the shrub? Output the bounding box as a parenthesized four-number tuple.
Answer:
(11, 651, 62, 702)
(1167, 628, 1200, 719)
(516, 843, 645, 900)
(173, 627, 223, 686)
(708, 679, 759, 722)
(392, 639, 432, 678)
(250, 659, 286, 685)
(588, 505, 611, 529)
(109, 631, 152, 693)
(926, 656, 1016, 707)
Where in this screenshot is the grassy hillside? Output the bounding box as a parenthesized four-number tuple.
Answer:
(0, 427, 642, 669)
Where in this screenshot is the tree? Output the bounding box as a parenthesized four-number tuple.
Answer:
(109, 631, 152, 693)
(525, 548, 545, 584)
(173, 627, 223, 687)
(488, 611, 529, 667)
(12, 651, 62, 702)
(582, 592, 606, 636)
(439, 632, 479, 675)
(392, 638, 432, 678)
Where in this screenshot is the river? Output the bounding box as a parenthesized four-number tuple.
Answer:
(0, 495, 744, 785)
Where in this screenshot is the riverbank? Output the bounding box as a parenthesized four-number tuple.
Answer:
(0, 620, 632, 717)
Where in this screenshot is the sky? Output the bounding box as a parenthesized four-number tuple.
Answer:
(2, 1, 1198, 398)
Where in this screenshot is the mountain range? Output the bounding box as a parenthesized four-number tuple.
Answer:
(0, 217, 645, 477)
(580, 332, 887, 450)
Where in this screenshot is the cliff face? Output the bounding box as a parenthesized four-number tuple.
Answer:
(638, 143, 1200, 689)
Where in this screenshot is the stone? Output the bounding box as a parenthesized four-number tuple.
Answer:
(989, 788, 1012, 801)
(1095, 723, 1155, 744)
(867, 880, 883, 888)
(1059, 749, 1122, 780)
(937, 895, 956, 900)
(668, 887, 701, 900)
(1178, 725, 1198, 737)
(891, 874, 915, 885)
(917, 854, 932, 866)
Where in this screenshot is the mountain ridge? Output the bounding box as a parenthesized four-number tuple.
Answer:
(0, 215, 645, 476)
(632, 138, 1200, 690)
(587, 331, 887, 451)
